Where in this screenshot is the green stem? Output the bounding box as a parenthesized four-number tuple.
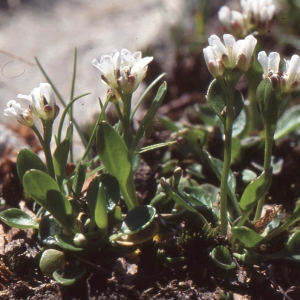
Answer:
(254, 130, 273, 221)
(219, 86, 235, 236)
(41, 120, 56, 179)
(247, 80, 261, 133)
(69, 48, 77, 163)
(122, 94, 132, 149)
(81, 96, 110, 161)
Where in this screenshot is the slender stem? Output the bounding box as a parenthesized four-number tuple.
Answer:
(254, 129, 274, 221)
(81, 96, 110, 161)
(42, 120, 56, 179)
(122, 94, 132, 149)
(31, 125, 44, 148)
(114, 102, 125, 125)
(69, 48, 78, 163)
(219, 86, 235, 236)
(247, 80, 261, 133)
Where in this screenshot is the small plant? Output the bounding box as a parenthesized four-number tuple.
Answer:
(151, 0, 300, 273)
(1, 48, 168, 284)
(2, 0, 300, 295)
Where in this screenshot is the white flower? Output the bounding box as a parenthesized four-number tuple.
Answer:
(240, 0, 277, 33)
(218, 6, 246, 37)
(204, 34, 257, 75)
(257, 51, 280, 78)
(236, 35, 257, 72)
(281, 55, 300, 93)
(92, 49, 153, 94)
(17, 83, 59, 121)
(203, 45, 224, 78)
(4, 100, 34, 127)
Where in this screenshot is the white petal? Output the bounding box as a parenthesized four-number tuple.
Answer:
(257, 51, 269, 77)
(208, 35, 226, 57)
(268, 52, 280, 73)
(223, 34, 236, 47)
(17, 93, 32, 101)
(218, 6, 231, 28)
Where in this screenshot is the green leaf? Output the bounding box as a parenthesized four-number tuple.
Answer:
(239, 168, 272, 211)
(131, 73, 166, 119)
(177, 126, 209, 156)
(157, 115, 182, 132)
(39, 249, 65, 277)
(96, 121, 136, 210)
(264, 231, 300, 260)
(17, 149, 48, 184)
(94, 182, 108, 230)
(256, 78, 278, 131)
(241, 136, 262, 148)
(206, 79, 244, 124)
(129, 82, 167, 157)
(232, 109, 246, 137)
(231, 226, 265, 248)
(46, 190, 74, 234)
(23, 170, 73, 232)
(121, 205, 156, 235)
(23, 170, 60, 204)
(231, 137, 243, 165)
(53, 267, 86, 286)
(183, 184, 219, 209)
(72, 161, 87, 196)
(53, 137, 70, 188)
(233, 250, 264, 265)
(139, 141, 177, 154)
(210, 246, 236, 269)
(0, 208, 39, 229)
(55, 234, 83, 252)
(203, 150, 241, 216)
(274, 105, 300, 140)
(39, 215, 62, 246)
(266, 231, 300, 260)
(195, 103, 219, 126)
(87, 175, 120, 235)
(160, 178, 208, 225)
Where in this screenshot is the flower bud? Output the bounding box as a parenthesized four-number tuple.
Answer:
(281, 55, 300, 93)
(17, 83, 59, 121)
(4, 100, 34, 127)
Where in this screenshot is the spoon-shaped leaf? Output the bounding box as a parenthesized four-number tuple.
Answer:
(17, 149, 48, 184)
(0, 208, 38, 229)
(53, 267, 86, 286)
(23, 170, 73, 233)
(122, 205, 156, 235)
(210, 245, 236, 269)
(96, 121, 137, 210)
(39, 249, 65, 277)
(239, 168, 272, 212)
(231, 226, 265, 248)
(206, 79, 244, 124)
(274, 105, 300, 140)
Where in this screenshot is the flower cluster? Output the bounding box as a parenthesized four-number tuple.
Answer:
(92, 49, 153, 95)
(203, 34, 257, 79)
(4, 100, 34, 127)
(257, 51, 300, 93)
(219, 0, 278, 36)
(4, 83, 59, 126)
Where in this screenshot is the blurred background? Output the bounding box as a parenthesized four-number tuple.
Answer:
(1, 0, 300, 146)
(0, 0, 184, 129)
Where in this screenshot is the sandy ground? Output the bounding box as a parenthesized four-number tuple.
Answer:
(0, 0, 182, 139)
